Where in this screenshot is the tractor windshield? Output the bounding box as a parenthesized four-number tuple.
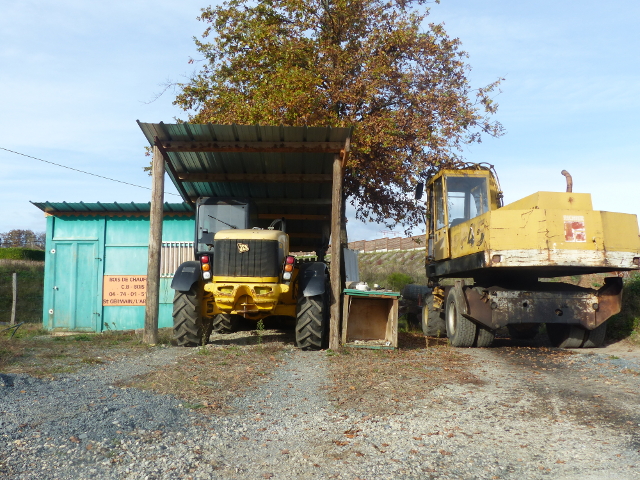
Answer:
(445, 176, 489, 227)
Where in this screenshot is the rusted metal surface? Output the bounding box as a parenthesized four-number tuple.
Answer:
(594, 276, 623, 328)
(459, 280, 622, 331)
(463, 286, 492, 327)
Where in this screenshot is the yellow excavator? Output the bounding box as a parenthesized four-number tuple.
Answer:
(419, 164, 640, 348)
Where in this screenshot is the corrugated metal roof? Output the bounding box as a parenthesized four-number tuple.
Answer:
(137, 122, 351, 252)
(31, 201, 193, 214)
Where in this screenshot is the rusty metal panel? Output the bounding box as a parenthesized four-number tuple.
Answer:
(461, 281, 622, 330)
(594, 276, 623, 328)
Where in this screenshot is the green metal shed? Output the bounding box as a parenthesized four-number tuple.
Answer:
(31, 201, 194, 332)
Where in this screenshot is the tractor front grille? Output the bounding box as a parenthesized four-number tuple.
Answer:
(213, 239, 279, 278)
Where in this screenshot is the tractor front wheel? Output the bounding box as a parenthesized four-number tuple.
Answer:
(173, 287, 203, 347)
(211, 314, 241, 334)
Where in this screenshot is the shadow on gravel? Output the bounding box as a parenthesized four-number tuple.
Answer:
(0, 373, 14, 387)
(207, 329, 295, 347)
(477, 331, 640, 449)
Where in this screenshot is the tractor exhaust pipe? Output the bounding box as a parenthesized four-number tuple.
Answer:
(561, 170, 573, 193)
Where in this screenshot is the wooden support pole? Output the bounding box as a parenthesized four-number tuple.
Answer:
(329, 154, 344, 350)
(144, 146, 165, 344)
(10, 272, 17, 326)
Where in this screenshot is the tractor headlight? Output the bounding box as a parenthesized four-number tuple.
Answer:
(283, 271, 292, 281)
(202, 271, 211, 280)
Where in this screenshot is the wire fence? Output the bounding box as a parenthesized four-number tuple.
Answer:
(0, 260, 44, 324)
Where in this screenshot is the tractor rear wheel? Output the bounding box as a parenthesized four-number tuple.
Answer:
(445, 288, 476, 348)
(211, 314, 241, 334)
(173, 287, 202, 347)
(422, 296, 446, 337)
(295, 293, 328, 350)
(546, 323, 586, 348)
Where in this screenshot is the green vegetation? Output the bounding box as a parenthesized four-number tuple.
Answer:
(0, 325, 174, 376)
(386, 273, 414, 293)
(358, 250, 426, 290)
(608, 273, 640, 343)
(0, 260, 44, 323)
(0, 248, 45, 261)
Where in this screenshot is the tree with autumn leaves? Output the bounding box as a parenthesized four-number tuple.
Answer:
(173, 0, 503, 229)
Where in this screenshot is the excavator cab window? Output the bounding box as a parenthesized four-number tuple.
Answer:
(445, 176, 489, 227)
(434, 177, 446, 230)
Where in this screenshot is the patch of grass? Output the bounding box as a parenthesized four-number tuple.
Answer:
(81, 356, 106, 364)
(326, 338, 480, 416)
(0, 261, 44, 324)
(73, 334, 94, 341)
(120, 343, 287, 413)
(397, 314, 409, 333)
(0, 326, 175, 376)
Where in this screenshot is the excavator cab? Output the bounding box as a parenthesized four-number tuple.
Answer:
(427, 167, 501, 261)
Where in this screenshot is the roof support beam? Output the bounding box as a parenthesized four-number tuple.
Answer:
(160, 141, 345, 154)
(254, 198, 332, 206)
(153, 137, 193, 204)
(329, 153, 345, 350)
(189, 197, 332, 206)
(178, 173, 332, 183)
(144, 145, 164, 345)
(258, 214, 330, 221)
(287, 232, 323, 239)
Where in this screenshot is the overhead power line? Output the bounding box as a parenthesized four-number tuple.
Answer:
(0, 147, 181, 197)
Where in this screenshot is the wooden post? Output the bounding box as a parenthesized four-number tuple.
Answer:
(10, 272, 17, 326)
(144, 145, 165, 344)
(329, 154, 344, 350)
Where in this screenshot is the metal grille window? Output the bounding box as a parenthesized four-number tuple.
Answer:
(161, 242, 194, 277)
(213, 239, 279, 277)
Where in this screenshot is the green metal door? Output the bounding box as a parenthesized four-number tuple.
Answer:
(51, 241, 99, 331)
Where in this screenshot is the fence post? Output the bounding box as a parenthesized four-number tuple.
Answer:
(11, 272, 17, 325)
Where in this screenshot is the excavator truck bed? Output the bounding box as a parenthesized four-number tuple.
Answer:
(423, 166, 640, 348)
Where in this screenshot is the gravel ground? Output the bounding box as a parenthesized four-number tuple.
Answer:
(1, 340, 640, 479)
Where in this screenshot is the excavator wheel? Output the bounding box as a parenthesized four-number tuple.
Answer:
(582, 322, 607, 348)
(211, 314, 241, 334)
(172, 287, 203, 347)
(421, 296, 446, 337)
(507, 323, 540, 341)
(546, 323, 586, 348)
(445, 288, 476, 348)
(475, 326, 495, 348)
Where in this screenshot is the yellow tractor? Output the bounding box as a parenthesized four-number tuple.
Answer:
(171, 198, 329, 349)
(420, 164, 640, 348)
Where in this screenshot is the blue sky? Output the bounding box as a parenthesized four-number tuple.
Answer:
(1, 0, 638, 241)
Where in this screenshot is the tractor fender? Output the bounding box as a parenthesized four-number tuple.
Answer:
(298, 262, 328, 297)
(170, 261, 201, 292)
